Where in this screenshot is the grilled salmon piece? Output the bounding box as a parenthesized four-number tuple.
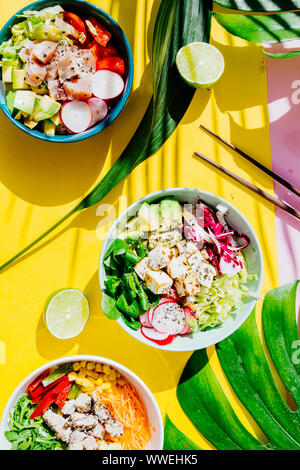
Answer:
(31, 41, 58, 64)
(48, 79, 67, 101)
(63, 76, 93, 101)
(25, 59, 47, 87)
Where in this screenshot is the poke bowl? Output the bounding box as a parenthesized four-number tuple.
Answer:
(99, 188, 264, 352)
(0, 355, 163, 450)
(0, 0, 134, 142)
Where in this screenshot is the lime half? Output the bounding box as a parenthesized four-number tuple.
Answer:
(176, 42, 225, 88)
(44, 289, 90, 339)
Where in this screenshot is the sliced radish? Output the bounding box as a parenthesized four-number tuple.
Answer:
(139, 312, 152, 328)
(141, 327, 175, 346)
(87, 97, 108, 127)
(61, 101, 92, 134)
(148, 300, 174, 326)
(92, 70, 125, 100)
(179, 307, 195, 336)
(162, 288, 183, 303)
(151, 302, 186, 335)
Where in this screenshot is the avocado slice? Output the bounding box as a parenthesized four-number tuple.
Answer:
(39, 95, 61, 118)
(30, 99, 51, 122)
(11, 69, 29, 90)
(138, 203, 160, 231)
(6, 91, 16, 113)
(43, 119, 56, 136)
(159, 198, 182, 230)
(14, 90, 36, 114)
(24, 118, 38, 130)
(50, 112, 61, 126)
(2, 65, 13, 83)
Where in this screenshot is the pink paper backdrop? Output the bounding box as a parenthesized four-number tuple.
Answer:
(266, 43, 300, 284)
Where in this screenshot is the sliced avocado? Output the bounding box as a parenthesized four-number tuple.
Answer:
(6, 91, 16, 113)
(125, 216, 140, 231)
(24, 118, 38, 130)
(50, 112, 61, 126)
(138, 203, 160, 231)
(15, 111, 23, 120)
(43, 119, 56, 136)
(159, 198, 182, 230)
(30, 99, 51, 122)
(14, 90, 36, 114)
(11, 69, 28, 90)
(2, 65, 13, 83)
(39, 95, 60, 118)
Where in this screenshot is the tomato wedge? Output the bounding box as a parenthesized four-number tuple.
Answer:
(96, 57, 125, 76)
(63, 12, 87, 44)
(85, 17, 112, 47)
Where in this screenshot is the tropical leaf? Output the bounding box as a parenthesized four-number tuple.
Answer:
(163, 416, 202, 450)
(165, 282, 300, 450)
(214, 11, 300, 43)
(214, 0, 300, 12)
(264, 50, 300, 58)
(0, 0, 212, 272)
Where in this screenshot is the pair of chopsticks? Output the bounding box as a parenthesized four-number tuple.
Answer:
(195, 125, 300, 221)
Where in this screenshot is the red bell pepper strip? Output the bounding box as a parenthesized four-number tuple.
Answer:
(55, 382, 73, 408)
(85, 17, 111, 47)
(30, 378, 70, 419)
(30, 383, 45, 399)
(63, 12, 87, 44)
(96, 57, 125, 76)
(27, 369, 50, 395)
(32, 376, 69, 404)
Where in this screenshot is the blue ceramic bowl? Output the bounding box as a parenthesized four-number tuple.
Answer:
(0, 0, 134, 143)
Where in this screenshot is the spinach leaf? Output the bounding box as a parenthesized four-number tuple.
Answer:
(102, 294, 121, 320)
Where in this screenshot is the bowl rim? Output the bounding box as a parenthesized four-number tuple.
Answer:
(0, 0, 134, 143)
(98, 187, 264, 352)
(0, 354, 164, 450)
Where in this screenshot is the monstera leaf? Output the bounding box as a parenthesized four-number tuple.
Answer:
(164, 282, 300, 450)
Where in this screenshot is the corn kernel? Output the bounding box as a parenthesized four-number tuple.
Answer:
(73, 362, 81, 372)
(86, 370, 99, 380)
(103, 365, 110, 376)
(78, 368, 86, 378)
(102, 382, 111, 391)
(75, 377, 84, 386)
(116, 372, 121, 379)
(118, 379, 126, 386)
(86, 362, 95, 370)
(95, 364, 102, 372)
(80, 361, 87, 368)
(83, 379, 94, 388)
(109, 370, 117, 381)
(96, 386, 103, 394)
(96, 377, 103, 386)
(68, 373, 77, 381)
(103, 374, 110, 382)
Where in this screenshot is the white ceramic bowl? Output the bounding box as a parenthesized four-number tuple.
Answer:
(99, 188, 264, 352)
(0, 355, 164, 450)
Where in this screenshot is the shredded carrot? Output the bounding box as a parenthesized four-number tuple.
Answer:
(101, 380, 151, 450)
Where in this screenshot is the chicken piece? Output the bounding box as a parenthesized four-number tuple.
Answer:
(43, 409, 71, 443)
(167, 255, 188, 279)
(187, 251, 216, 288)
(63, 76, 93, 101)
(187, 250, 206, 270)
(76, 49, 96, 76)
(31, 41, 58, 64)
(68, 412, 98, 431)
(148, 230, 182, 249)
(92, 392, 111, 423)
(169, 247, 179, 259)
(176, 240, 198, 258)
(83, 436, 98, 450)
(48, 79, 67, 101)
(105, 418, 123, 437)
(57, 50, 79, 82)
(19, 40, 35, 63)
(144, 270, 173, 295)
(25, 59, 47, 87)
(89, 423, 106, 439)
(174, 270, 201, 297)
(134, 257, 149, 281)
(46, 60, 59, 79)
(74, 393, 92, 413)
(146, 244, 171, 271)
(98, 441, 122, 450)
(61, 400, 76, 416)
(68, 430, 87, 450)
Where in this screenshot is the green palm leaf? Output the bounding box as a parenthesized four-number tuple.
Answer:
(214, 0, 300, 12)
(164, 282, 300, 450)
(0, 0, 212, 272)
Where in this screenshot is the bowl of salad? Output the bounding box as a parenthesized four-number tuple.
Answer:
(99, 188, 263, 351)
(0, 356, 163, 450)
(0, 0, 133, 142)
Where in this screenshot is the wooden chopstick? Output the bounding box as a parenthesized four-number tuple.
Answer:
(200, 124, 300, 198)
(194, 152, 300, 221)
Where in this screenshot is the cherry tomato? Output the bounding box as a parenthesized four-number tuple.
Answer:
(96, 57, 125, 76)
(85, 17, 112, 47)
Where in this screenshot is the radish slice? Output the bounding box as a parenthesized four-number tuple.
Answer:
(179, 307, 195, 336)
(148, 300, 174, 326)
(61, 101, 92, 134)
(139, 312, 152, 328)
(87, 97, 108, 127)
(141, 327, 175, 346)
(92, 70, 125, 100)
(151, 302, 186, 335)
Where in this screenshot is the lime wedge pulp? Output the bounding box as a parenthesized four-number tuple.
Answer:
(176, 42, 225, 88)
(44, 289, 90, 339)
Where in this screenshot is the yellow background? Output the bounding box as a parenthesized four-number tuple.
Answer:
(0, 0, 280, 448)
